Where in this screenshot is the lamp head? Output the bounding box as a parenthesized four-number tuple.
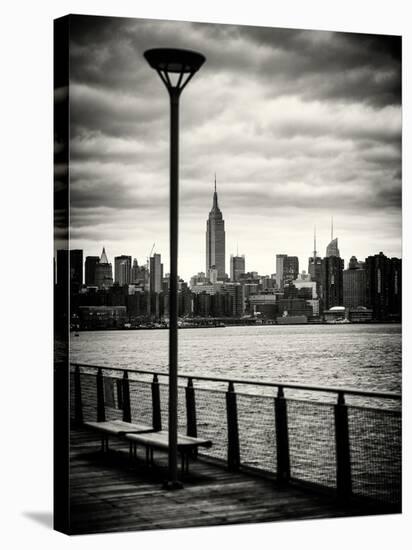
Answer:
(144, 48, 206, 94)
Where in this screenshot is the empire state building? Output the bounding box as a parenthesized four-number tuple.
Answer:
(206, 176, 226, 279)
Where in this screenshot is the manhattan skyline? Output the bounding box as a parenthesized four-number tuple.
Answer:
(55, 16, 402, 281)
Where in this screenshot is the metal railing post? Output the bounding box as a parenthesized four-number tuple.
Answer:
(96, 367, 106, 422)
(334, 391, 352, 499)
(274, 385, 290, 483)
(122, 371, 131, 423)
(226, 381, 240, 471)
(152, 374, 162, 431)
(186, 378, 197, 438)
(74, 365, 83, 425)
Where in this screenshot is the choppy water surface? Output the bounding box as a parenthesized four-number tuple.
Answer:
(70, 324, 401, 394)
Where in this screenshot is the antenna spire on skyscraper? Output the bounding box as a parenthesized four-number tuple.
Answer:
(313, 225, 317, 259)
(214, 172, 217, 193)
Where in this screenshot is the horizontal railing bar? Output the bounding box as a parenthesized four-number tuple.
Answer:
(69, 362, 401, 401)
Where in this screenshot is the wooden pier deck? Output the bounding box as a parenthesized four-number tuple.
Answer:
(69, 427, 398, 535)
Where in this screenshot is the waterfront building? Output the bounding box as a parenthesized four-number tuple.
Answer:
(248, 293, 278, 318)
(276, 254, 299, 289)
(348, 306, 373, 323)
(149, 253, 163, 293)
(365, 252, 402, 321)
(95, 247, 113, 289)
(278, 297, 313, 318)
(85, 256, 100, 286)
(323, 305, 347, 323)
(206, 175, 226, 279)
(78, 305, 127, 329)
(230, 254, 245, 282)
(320, 256, 344, 310)
(114, 255, 132, 286)
(343, 256, 368, 309)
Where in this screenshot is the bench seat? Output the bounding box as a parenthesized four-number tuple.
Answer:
(125, 430, 212, 451)
(84, 420, 154, 436)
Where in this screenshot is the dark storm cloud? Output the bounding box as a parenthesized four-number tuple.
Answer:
(66, 15, 401, 277)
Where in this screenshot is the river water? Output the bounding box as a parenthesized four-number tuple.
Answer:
(70, 324, 401, 394)
(69, 324, 401, 501)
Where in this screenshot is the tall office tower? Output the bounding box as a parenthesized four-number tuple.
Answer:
(308, 226, 322, 286)
(57, 249, 83, 290)
(343, 256, 367, 308)
(149, 253, 163, 293)
(320, 256, 344, 310)
(365, 252, 402, 321)
(114, 255, 132, 286)
(276, 254, 299, 289)
(85, 256, 100, 286)
(326, 217, 340, 257)
(95, 247, 113, 289)
(230, 254, 245, 282)
(206, 175, 226, 279)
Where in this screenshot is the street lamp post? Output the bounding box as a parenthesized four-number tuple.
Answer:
(144, 48, 206, 488)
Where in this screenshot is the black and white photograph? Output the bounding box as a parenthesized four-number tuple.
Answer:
(52, 11, 403, 537)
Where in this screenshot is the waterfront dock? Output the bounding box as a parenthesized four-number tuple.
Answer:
(70, 427, 396, 534)
(67, 362, 401, 534)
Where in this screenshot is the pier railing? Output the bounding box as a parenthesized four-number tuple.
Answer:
(69, 362, 401, 506)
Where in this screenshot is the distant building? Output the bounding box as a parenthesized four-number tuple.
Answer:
(276, 254, 299, 289)
(343, 256, 367, 309)
(206, 175, 226, 279)
(85, 256, 100, 286)
(365, 252, 402, 321)
(131, 259, 148, 287)
(348, 307, 373, 323)
(326, 238, 340, 258)
(324, 305, 347, 323)
(325, 219, 340, 258)
(230, 254, 245, 282)
(95, 247, 113, 289)
(149, 253, 163, 294)
(114, 255, 132, 286)
(78, 305, 127, 329)
(320, 256, 344, 310)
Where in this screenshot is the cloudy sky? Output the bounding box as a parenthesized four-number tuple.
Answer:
(59, 15, 401, 280)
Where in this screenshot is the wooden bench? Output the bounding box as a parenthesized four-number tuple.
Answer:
(83, 420, 212, 476)
(125, 431, 212, 474)
(84, 420, 154, 452)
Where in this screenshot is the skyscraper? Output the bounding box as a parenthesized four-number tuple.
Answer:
(320, 256, 344, 310)
(276, 254, 299, 289)
(308, 226, 322, 288)
(343, 256, 367, 308)
(114, 255, 132, 286)
(326, 217, 340, 257)
(85, 256, 100, 286)
(365, 252, 402, 321)
(149, 253, 163, 293)
(95, 247, 113, 289)
(230, 254, 245, 282)
(206, 175, 226, 279)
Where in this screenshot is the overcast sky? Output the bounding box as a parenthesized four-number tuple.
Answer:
(59, 15, 401, 280)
